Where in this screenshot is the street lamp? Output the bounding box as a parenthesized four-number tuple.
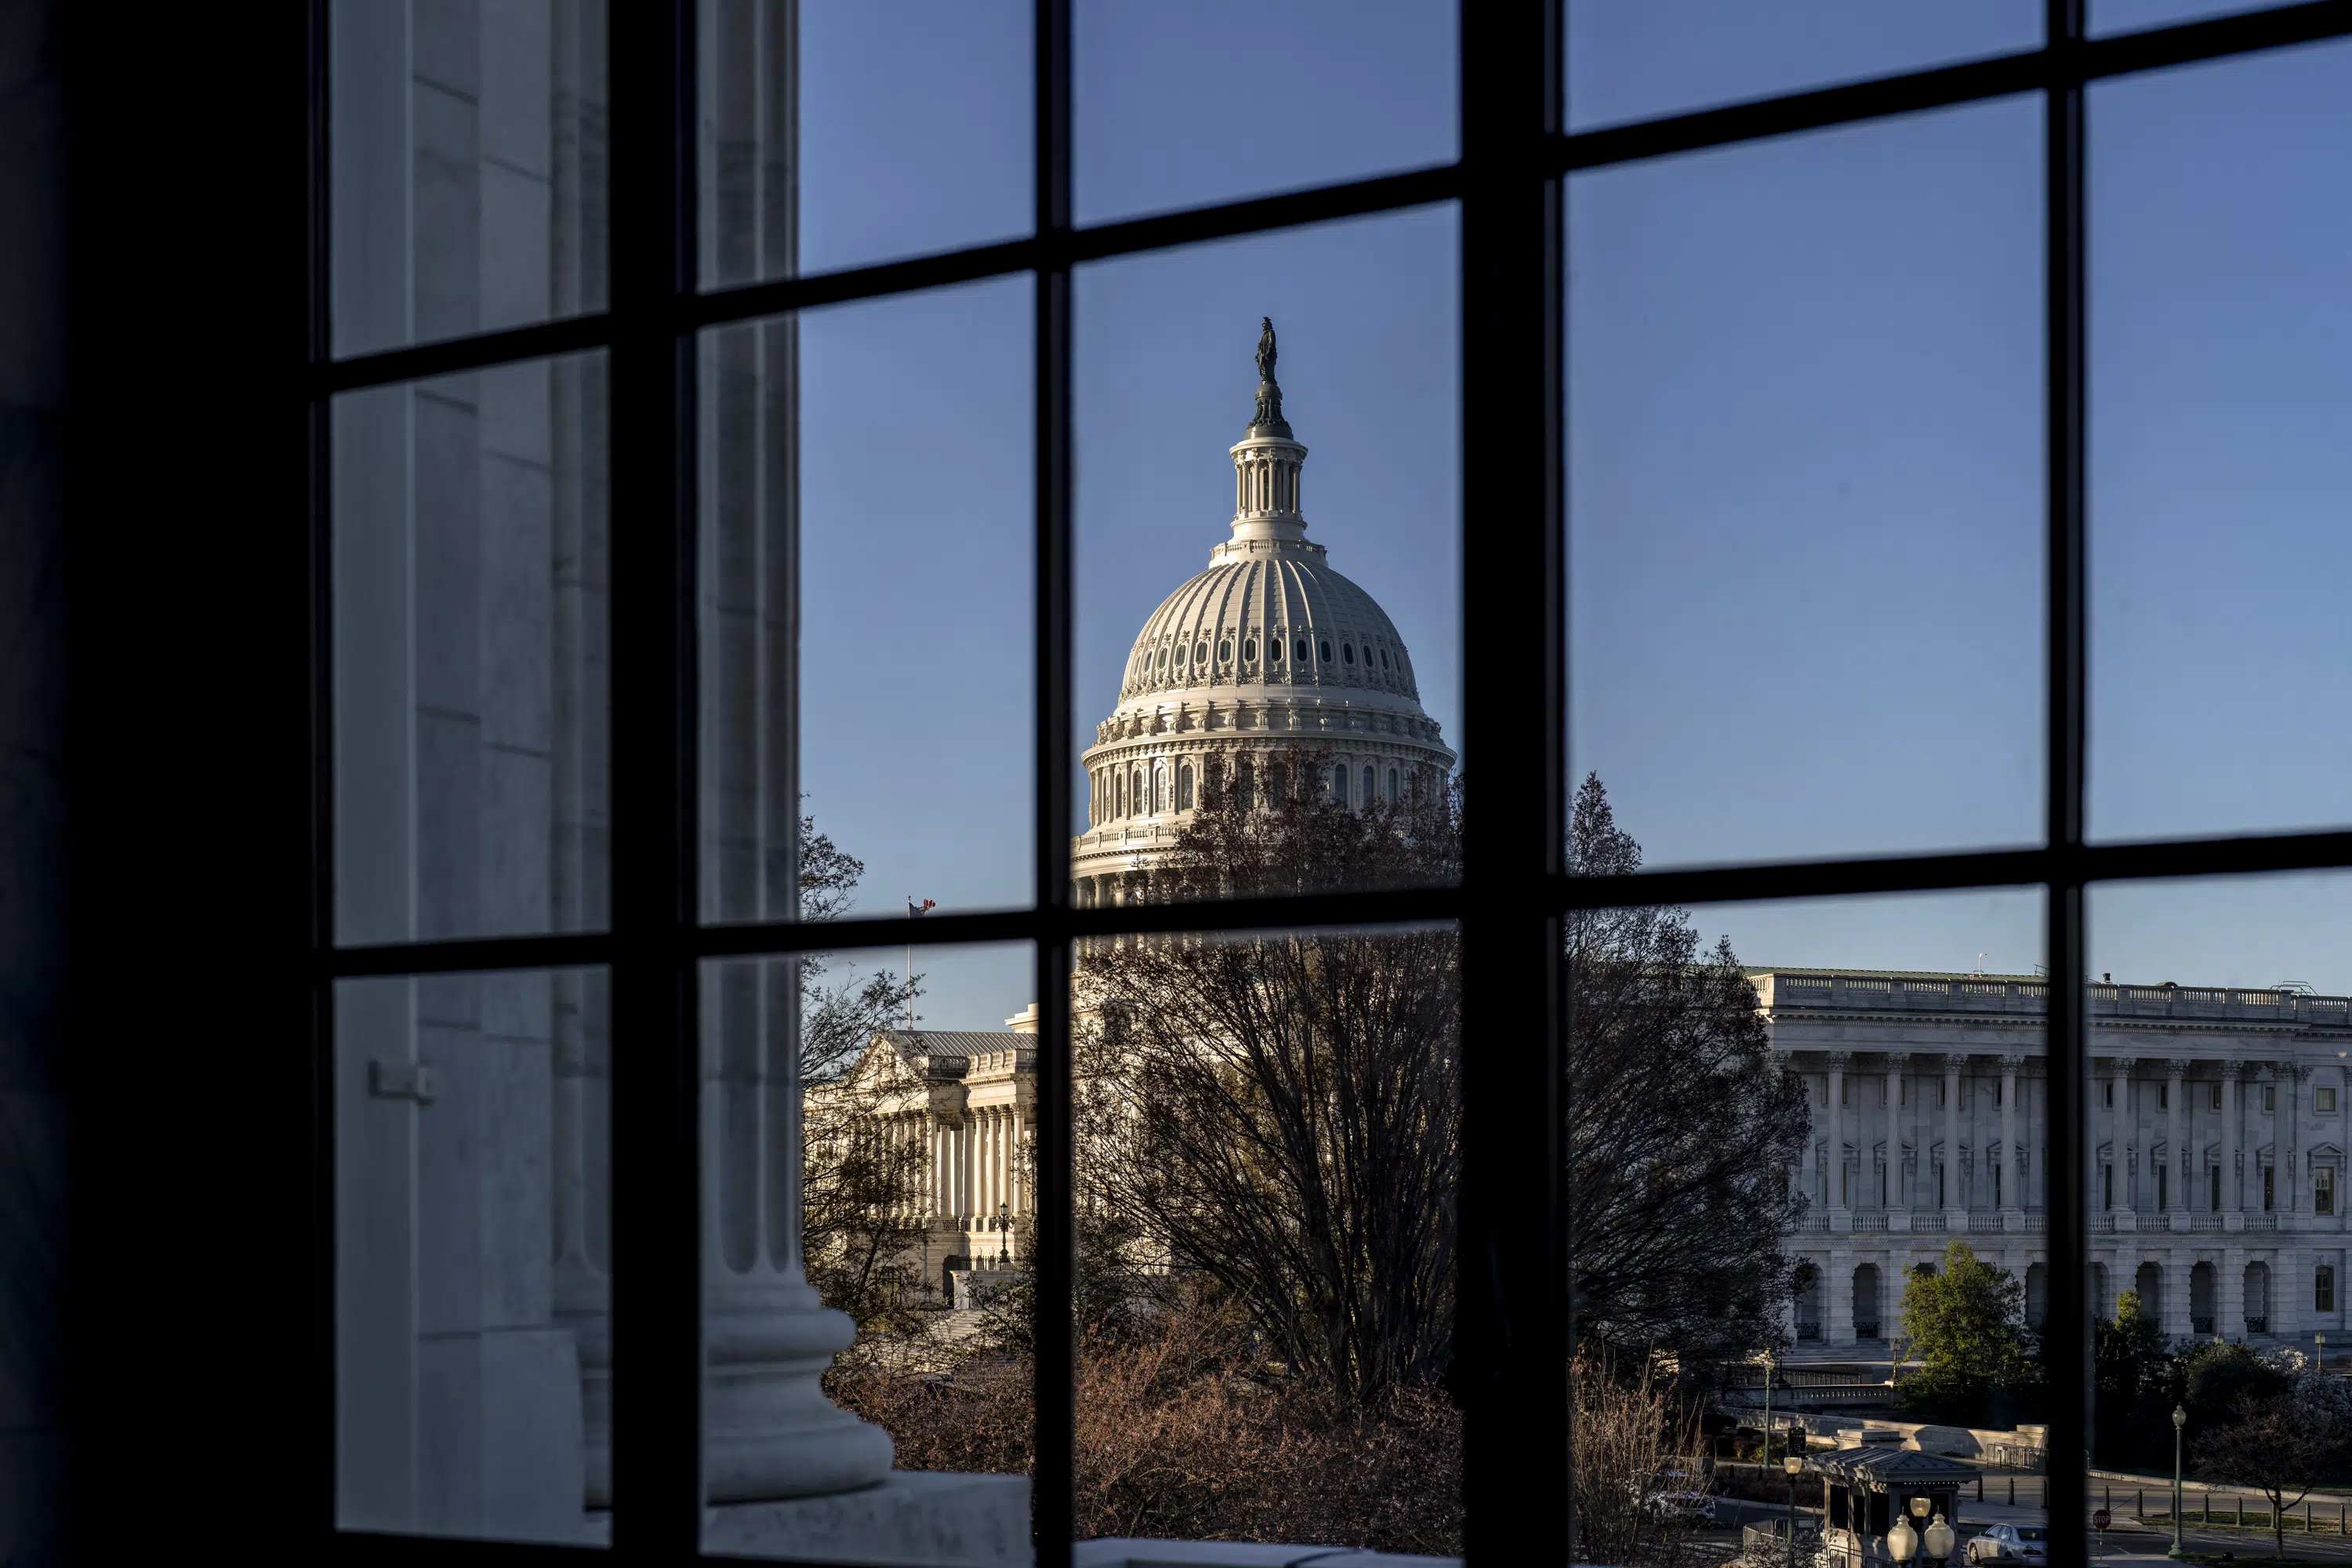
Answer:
(2169, 1405, 2188, 1559)
(1924, 1512, 1956, 1563)
(2318, 1329, 2328, 1372)
(1887, 1510, 1918, 1565)
(989, 1200, 1012, 1264)
(1781, 1454, 1804, 1568)
(1761, 1345, 1775, 1468)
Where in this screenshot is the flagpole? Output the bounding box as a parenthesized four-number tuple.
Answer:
(906, 897, 915, 1032)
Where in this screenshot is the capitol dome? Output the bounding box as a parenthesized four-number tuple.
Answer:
(1073, 321, 1456, 907)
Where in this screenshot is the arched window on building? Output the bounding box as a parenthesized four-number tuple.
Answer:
(1114, 771, 1124, 817)
(2320, 1264, 2338, 1314)
(1331, 764, 1348, 806)
(1133, 768, 1146, 815)
(1203, 758, 1222, 803)
(1236, 760, 1254, 808)
(1178, 764, 1193, 811)
(1268, 636, 1282, 663)
(1386, 766, 1399, 804)
(1268, 764, 1287, 808)
(1361, 764, 1375, 806)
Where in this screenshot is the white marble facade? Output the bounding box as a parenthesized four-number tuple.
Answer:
(1765, 971, 2352, 1352)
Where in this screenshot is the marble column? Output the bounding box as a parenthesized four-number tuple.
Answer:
(1999, 1055, 2022, 1216)
(1827, 1052, 1850, 1211)
(2166, 1061, 2187, 1220)
(1886, 1052, 1911, 1210)
(1944, 1054, 1966, 1217)
(2288, 1065, 2310, 1218)
(2113, 1058, 2136, 1214)
(2222, 1062, 2244, 1214)
(2221, 1246, 2246, 1341)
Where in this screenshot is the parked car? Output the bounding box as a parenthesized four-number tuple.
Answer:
(1965, 1523, 2049, 1564)
(1635, 1466, 1716, 1528)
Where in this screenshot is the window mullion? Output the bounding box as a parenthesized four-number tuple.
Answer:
(607, 0, 701, 1561)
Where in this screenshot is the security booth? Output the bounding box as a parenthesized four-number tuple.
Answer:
(1807, 1446, 1976, 1568)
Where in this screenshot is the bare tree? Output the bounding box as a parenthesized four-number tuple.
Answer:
(1076, 749, 1461, 1404)
(791, 815, 936, 1341)
(1566, 774, 1813, 1359)
(1570, 1348, 1705, 1568)
(2195, 1392, 2339, 1559)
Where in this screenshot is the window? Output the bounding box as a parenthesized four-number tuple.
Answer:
(2321, 1265, 2339, 1313)
(281, 5, 2352, 1562)
(2266, 1165, 2277, 1211)
(2158, 1081, 2169, 1111)
(2105, 1082, 2113, 1108)
(2103, 1164, 2113, 1210)
(2323, 1087, 2340, 1113)
(2212, 1083, 2223, 1111)
(1218, 640, 1231, 662)
(2267, 1083, 2278, 1114)
(2210, 1167, 2220, 1212)
(2158, 1165, 2169, 1210)
(2321, 1168, 2337, 1217)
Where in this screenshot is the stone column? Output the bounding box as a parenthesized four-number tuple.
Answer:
(2162, 1253, 2192, 1339)
(2113, 1058, 2136, 1215)
(1886, 1052, 1911, 1210)
(2222, 1062, 2244, 1216)
(2288, 1065, 2310, 1218)
(2166, 1061, 2187, 1221)
(1999, 1054, 2022, 1217)
(1827, 1051, 1850, 1212)
(2221, 1246, 2246, 1340)
(1944, 1054, 1966, 1217)
(1828, 1246, 1855, 1345)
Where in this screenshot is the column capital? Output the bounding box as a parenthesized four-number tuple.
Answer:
(1998, 1053, 2028, 1073)
(1942, 1053, 1969, 1074)
(1824, 1050, 1854, 1071)
(2220, 1059, 2245, 1080)
(2112, 1056, 2139, 1076)
(2287, 1062, 2313, 1083)
(2165, 1059, 2188, 1082)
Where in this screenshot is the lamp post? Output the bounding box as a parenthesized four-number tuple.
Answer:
(1888, 1504, 1918, 1568)
(990, 1200, 1012, 1264)
(1782, 1454, 1804, 1568)
(2318, 1329, 2328, 1373)
(1762, 1345, 1775, 1466)
(1925, 1509, 1955, 1565)
(2170, 1405, 2188, 1559)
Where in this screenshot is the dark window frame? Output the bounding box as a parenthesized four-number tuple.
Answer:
(296, 2, 2352, 1563)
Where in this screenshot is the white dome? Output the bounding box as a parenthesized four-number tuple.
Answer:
(1120, 548, 1424, 706)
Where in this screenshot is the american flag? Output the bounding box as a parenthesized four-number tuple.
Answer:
(908, 897, 935, 917)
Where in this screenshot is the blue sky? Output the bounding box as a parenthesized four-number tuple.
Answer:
(776, 4, 2352, 1029)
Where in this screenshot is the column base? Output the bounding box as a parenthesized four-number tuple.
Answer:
(702, 1469, 1034, 1566)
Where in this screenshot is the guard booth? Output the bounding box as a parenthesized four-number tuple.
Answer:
(1806, 1446, 1978, 1568)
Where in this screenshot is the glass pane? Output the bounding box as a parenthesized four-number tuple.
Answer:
(337, 967, 610, 1545)
(2089, 40, 2352, 842)
(1569, 99, 2044, 869)
(335, 352, 609, 945)
(2088, 873, 2352, 1554)
(2091, 0, 2298, 37)
(699, 280, 1033, 926)
(331, 0, 607, 358)
(1566, 0, 2039, 133)
(699, 0, 1032, 289)
(702, 942, 1036, 1561)
(1075, 922, 1461, 1551)
(1075, 0, 1456, 227)
(1563, 866, 2047, 1563)
(1074, 208, 1461, 910)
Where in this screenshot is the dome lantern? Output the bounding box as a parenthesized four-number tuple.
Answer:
(1227, 317, 1308, 550)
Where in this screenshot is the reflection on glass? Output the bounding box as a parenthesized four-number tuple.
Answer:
(698, 280, 1033, 926)
(336, 968, 609, 1545)
(702, 943, 1035, 1559)
(1563, 873, 2049, 1561)
(1075, 210, 1461, 906)
(2090, 0, 2293, 37)
(330, 0, 608, 358)
(2089, 39, 2352, 841)
(699, 0, 1032, 289)
(335, 353, 609, 945)
(1566, 0, 2039, 132)
(1569, 98, 2044, 867)
(1074, 921, 1461, 1549)
(1075, 0, 1455, 225)
(2088, 873, 2352, 1542)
